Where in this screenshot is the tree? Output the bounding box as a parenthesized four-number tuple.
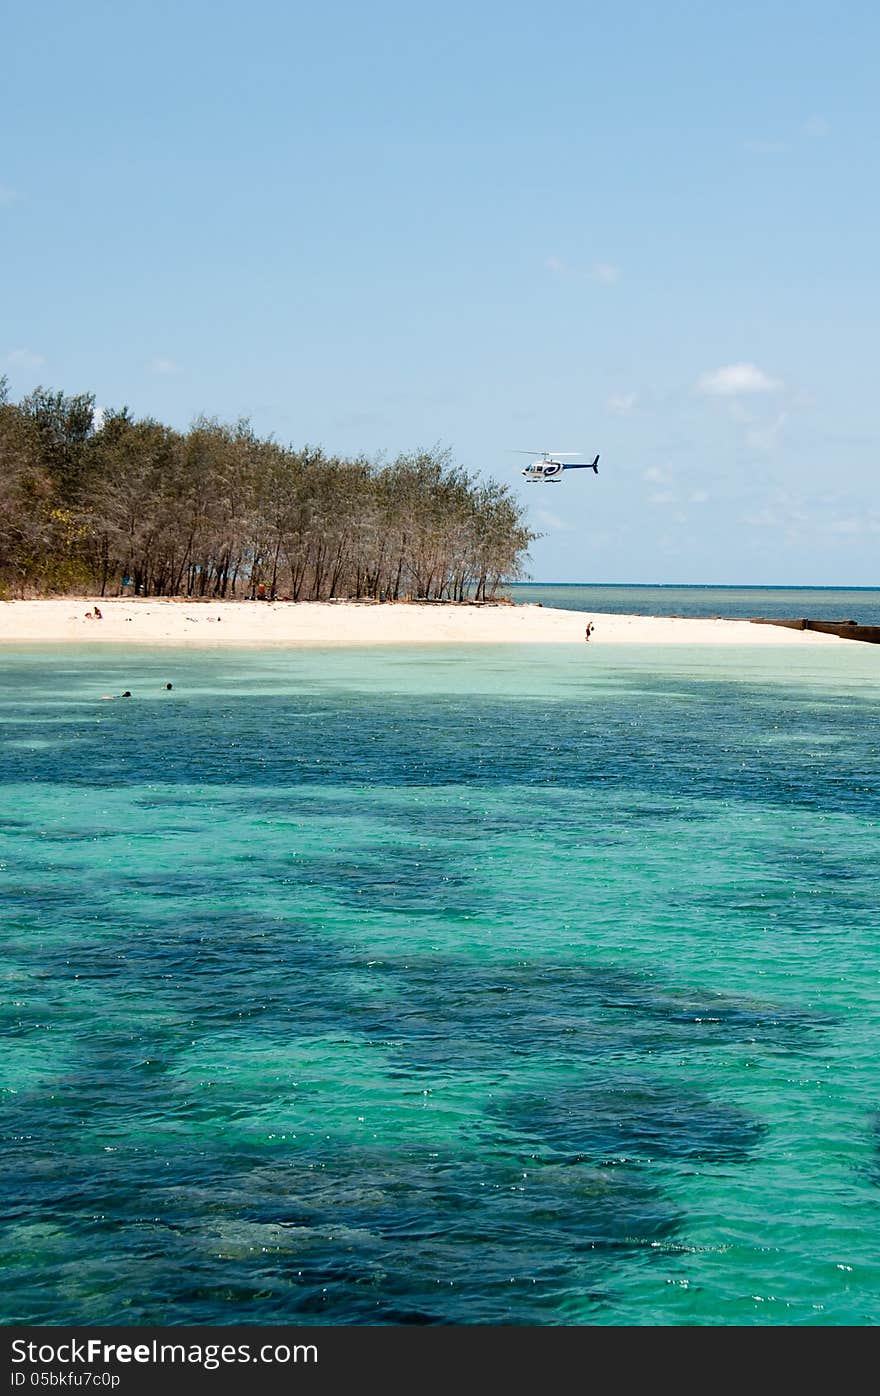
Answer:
(0, 385, 537, 600)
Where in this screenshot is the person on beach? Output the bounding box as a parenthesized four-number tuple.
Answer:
(584, 622, 594, 641)
(93, 605, 102, 619)
(256, 583, 267, 600)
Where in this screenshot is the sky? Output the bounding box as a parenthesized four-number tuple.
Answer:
(2, 0, 879, 584)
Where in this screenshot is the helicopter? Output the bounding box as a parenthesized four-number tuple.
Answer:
(513, 451, 600, 483)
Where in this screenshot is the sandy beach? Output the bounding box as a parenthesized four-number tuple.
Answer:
(0, 598, 845, 647)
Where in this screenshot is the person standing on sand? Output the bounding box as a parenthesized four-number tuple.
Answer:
(585, 622, 594, 641)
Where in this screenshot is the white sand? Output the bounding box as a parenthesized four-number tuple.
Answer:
(0, 598, 843, 648)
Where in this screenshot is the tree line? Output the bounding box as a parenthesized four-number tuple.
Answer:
(0, 379, 536, 601)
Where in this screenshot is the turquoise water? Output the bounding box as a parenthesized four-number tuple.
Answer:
(507, 584, 880, 624)
(2, 640, 880, 1325)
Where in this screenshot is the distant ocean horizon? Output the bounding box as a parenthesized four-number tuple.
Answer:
(504, 583, 880, 625)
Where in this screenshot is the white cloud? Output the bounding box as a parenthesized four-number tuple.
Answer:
(545, 257, 620, 283)
(689, 489, 710, 504)
(697, 363, 781, 396)
(150, 357, 179, 375)
(642, 465, 671, 484)
(744, 139, 788, 155)
(607, 391, 637, 416)
(534, 507, 570, 531)
(0, 183, 22, 206)
(789, 387, 814, 409)
(739, 507, 779, 528)
(648, 490, 675, 506)
(746, 410, 787, 451)
(3, 347, 45, 370)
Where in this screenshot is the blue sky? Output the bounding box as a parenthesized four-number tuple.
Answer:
(3, 0, 878, 583)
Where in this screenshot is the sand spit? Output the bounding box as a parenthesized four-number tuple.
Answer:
(0, 598, 847, 648)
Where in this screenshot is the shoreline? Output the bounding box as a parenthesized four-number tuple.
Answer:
(0, 598, 848, 649)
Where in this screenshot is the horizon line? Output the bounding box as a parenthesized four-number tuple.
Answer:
(506, 582, 880, 591)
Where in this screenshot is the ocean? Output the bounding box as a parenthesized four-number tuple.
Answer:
(2, 635, 880, 1325)
(505, 583, 880, 625)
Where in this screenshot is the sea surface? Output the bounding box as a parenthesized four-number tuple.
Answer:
(506, 583, 880, 624)
(2, 639, 880, 1326)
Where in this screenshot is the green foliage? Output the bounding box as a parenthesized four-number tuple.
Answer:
(17, 386, 97, 504)
(0, 386, 536, 599)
